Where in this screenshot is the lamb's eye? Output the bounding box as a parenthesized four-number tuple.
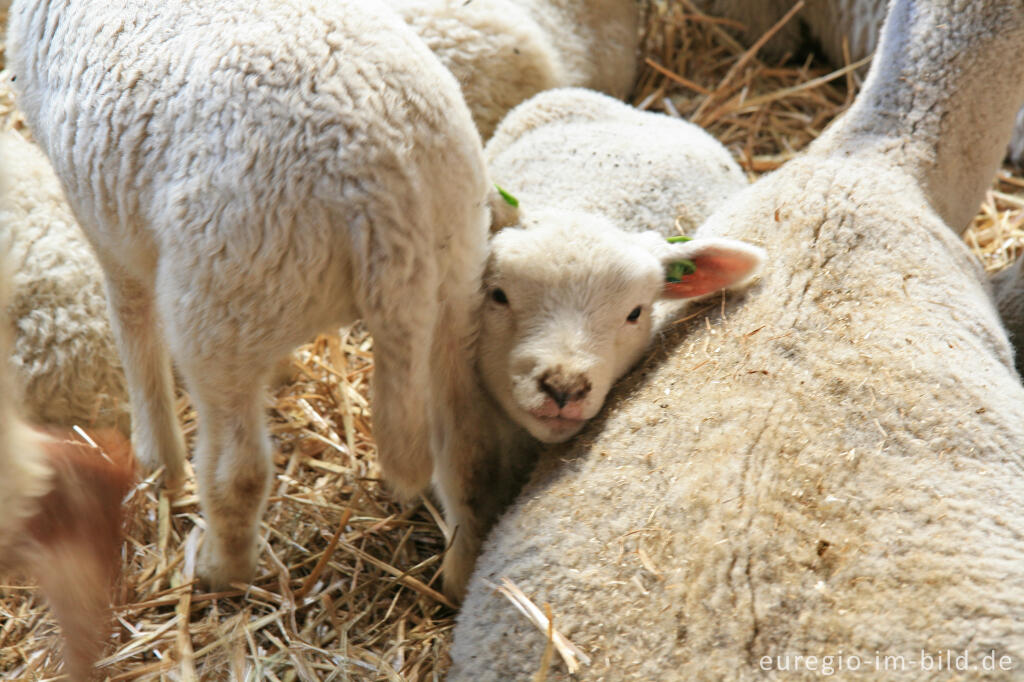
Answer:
(491, 288, 509, 305)
(626, 305, 642, 322)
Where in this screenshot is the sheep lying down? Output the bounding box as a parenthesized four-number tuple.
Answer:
(436, 88, 765, 599)
(479, 211, 764, 444)
(451, 0, 1024, 675)
(480, 88, 765, 443)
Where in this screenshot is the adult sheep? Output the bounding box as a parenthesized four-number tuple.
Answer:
(1, 129, 129, 432)
(386, 0, 639, 139)
(438, 88, 762, 600)
(451, 0, 1024, 678)
(7, 0, 490, 589)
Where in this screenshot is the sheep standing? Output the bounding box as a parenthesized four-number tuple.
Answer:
(7, 0, 491, 589)
(1, 129, 129, 432)
(451, 0, 1024, 678)
(437, 88, 763, 600)
(0, 256, 134, 680)
(386, 0, 639, 138)
(692, 0, 1024, 168)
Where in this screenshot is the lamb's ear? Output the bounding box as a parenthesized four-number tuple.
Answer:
(488, 184, 521, 232)
(658, 237, 766, 299)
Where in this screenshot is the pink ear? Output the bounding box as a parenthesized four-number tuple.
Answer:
(662, 243, 764, 299)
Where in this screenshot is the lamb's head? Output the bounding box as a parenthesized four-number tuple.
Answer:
(478, 208, 764, 443)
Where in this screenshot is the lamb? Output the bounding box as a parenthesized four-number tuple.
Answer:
(0, 255, 134, 680)
(1, 129, 129, 432)
(384, 0, 639, 139)
(7, 0, 491, 590)
(436, 88, 764, 600)
(451, 0, 1024, 678)
(692, 0, 1024, 166)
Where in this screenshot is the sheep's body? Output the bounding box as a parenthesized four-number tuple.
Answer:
(451, 1, 1024, 678)
(386, 0, 638, 138)
(486, 88, 747, 238)
(480, 88, 758, 439)
(437, 88, 761, 599)
(8, 0, 490, 589)
(1, 130, 129, 432)
(693, 0, 1024, 168)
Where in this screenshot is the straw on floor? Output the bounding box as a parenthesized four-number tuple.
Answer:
(1, 1, 1021, 679)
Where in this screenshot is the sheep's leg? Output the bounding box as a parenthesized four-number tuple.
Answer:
(103, 272, 187, 488)
(364, 295, 438, 500)
(434, 423, 537, 602)
(180, 361, 272, 589)
(437, 471, 504, 605)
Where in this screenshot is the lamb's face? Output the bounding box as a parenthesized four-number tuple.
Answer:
(478, 208, 767, 443)
(478, 211, 671, 443)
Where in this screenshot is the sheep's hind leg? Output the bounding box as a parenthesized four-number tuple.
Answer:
(179, 359, 273, 589)
(102, 270, 187, 489)
(364, 287, 438, 501)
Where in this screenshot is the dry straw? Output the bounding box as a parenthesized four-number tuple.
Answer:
(1, 1, 1022, 679)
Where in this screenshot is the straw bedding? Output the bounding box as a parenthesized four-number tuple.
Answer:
(1, 1, 1021, 679)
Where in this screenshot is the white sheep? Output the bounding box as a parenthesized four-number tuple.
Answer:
(436, 88, 764, 600)
(385, 0, 639, 138)
(1, 129, 129, 432)
(692, 0, 1024, 167)
(0, 255, 134, 680)
(451, 0, 1024, 677)
(8, 0, 491, 589)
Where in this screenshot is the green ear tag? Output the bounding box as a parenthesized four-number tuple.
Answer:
(666, 235, 696, 282)
(495, 184, 519, 208)
(666, 260, 697, 282)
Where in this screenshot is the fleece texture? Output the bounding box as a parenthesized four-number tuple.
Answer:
(8, 0, 491, 590)
(436, 87, 754, 601)
(486, 87, 747, 237)
(1, 130, 128, 431)
(451, 1, 1024, 679)
(387, 0, 638, 138)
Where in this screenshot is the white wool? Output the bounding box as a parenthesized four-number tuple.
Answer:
(386, 0, 639, 138)
(1, 129, 129, 431)
(451, 1, 1024, 677)
(8, 0, 491, 590)
(480, 89, 761, 441)
(435, 88, 761, 600)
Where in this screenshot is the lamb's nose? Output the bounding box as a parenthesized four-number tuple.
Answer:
(538, 370, 592, 408)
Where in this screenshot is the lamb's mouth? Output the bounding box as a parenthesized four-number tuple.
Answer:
(527, 413, 589, 441)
